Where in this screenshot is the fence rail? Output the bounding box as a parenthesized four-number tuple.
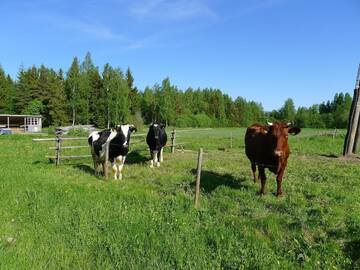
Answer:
(33, 128, 185, 170)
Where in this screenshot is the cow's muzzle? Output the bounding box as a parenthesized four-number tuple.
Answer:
(274, 150, 284, 157)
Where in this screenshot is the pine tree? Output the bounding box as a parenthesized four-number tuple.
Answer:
(126, 67, 141, 115)
(279, 98, 296, 121)
(16, 66, 41, 113)
(0, 67, 16, 113)
(65, 57, 81, 126)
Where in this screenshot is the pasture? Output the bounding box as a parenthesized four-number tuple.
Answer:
(0, 128, 359, 269)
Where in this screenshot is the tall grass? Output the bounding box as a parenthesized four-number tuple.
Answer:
(0, 128, 359, 269)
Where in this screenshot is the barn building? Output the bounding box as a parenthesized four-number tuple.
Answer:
(0, 114, 42, 134)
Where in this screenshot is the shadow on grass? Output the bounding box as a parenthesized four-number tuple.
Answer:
(319, 154, 339, 158)
(344, 240, 360, 266)
(32, 160, 50, 165)
(71, 151, 148, 176)
(126, 151, 148, 164)
(73, 164, 96, 175)
(190, 169, 249, 194)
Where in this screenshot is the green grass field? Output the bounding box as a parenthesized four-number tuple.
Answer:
(1, 128, 360, 269)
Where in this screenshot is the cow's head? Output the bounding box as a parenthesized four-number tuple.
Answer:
(115, 124, 137, 148)
(266, 122, 301, 158)
(149, 123, 166, 140)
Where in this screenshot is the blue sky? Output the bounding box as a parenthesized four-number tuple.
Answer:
(0, 0, 359, 111)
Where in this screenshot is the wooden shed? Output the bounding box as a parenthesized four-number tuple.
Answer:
(0, 114, 42, 133)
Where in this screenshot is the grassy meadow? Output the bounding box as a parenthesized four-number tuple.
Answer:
(0, 128, 360, 269)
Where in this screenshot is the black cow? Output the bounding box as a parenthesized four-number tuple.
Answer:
(146, 123, 167, 168)
(88, 124, 137, 179)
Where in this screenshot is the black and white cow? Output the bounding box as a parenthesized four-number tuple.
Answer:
(88, 124, 137, 179)
(146, 123, 167, 168)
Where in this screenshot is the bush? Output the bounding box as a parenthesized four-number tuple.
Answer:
(175, 114, 195, 128)
(192, 114, 213, 128)
(67, 128, 90, 137)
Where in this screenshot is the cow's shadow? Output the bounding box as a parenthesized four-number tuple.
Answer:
(73, 164, 96, 175)
(319, 154, 339, 158)
(344, 240, 360, 266)
(126, 151, 149, 164)
(190, 169, 249, 194)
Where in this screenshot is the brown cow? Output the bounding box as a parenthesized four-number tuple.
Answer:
(245, 122, 301, 196)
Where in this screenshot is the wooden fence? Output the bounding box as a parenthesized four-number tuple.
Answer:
(32, 128, 197, 167)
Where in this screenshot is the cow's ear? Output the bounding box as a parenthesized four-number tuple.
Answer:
(289, 127, 301, 135)
(129, 125, 137, 133)
(160, 123, 166, 129)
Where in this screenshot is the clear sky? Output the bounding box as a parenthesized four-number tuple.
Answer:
(0, 0, 359, 111)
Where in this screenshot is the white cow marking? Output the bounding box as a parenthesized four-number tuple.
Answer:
(89, 131, 100, 142)
(120, 125, 130, 146)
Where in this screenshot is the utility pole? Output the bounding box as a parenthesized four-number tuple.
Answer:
(343, 64, 360, 156)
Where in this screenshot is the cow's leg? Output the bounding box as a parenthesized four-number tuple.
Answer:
(258, 166, 267, 195)
(150, 151, 154, 168)
(112, 161, 118, 180)
(276, 162, 287, 196)
(156, 150, 161, 167)
(91, 151, 99, 175)
(159, 147, 164, 163)
(153, 151, 159, 168)
(92, 158, 98, 175)
(117, 156, 125, 180)
(251, 162, 257, 183)
(102, 162, 107, 179)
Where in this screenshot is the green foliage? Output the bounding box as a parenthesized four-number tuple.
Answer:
(279, 98, 296, 121)
(0, 53, 354, 129)
(0, 69, 16, 113)
(67, 127, 90, 137)
(21, 99, 44, 115)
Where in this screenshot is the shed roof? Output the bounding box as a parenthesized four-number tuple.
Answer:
(0, 114, 42, 118)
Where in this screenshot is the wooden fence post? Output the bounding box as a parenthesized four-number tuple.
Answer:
(104, 141, 110, 180)
(344, 64, 360, 156)
(171, 129, 176, 154)
(195, 148, 203, 209)
(55, 131, 62, 166)
(333, 128, 337, 139)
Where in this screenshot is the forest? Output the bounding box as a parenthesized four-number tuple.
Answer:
(0, 53, 352, 129)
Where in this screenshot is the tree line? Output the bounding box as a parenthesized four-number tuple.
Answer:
(0, 53, 352, 129)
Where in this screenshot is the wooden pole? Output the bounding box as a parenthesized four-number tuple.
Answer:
(195, 148, 203, 209)
(171, 129, 176, 154)
(104, 141, 109, 180)
(354, 117, 360, 153)
(55, 135, 61, 166)
(7, 116, 9, 128)
(344, 64, 360, 156)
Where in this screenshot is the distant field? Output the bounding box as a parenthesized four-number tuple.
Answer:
(0, 128, 359, 269)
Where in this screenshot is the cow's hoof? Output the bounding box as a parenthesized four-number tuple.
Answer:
(156, 162, 160, 167)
